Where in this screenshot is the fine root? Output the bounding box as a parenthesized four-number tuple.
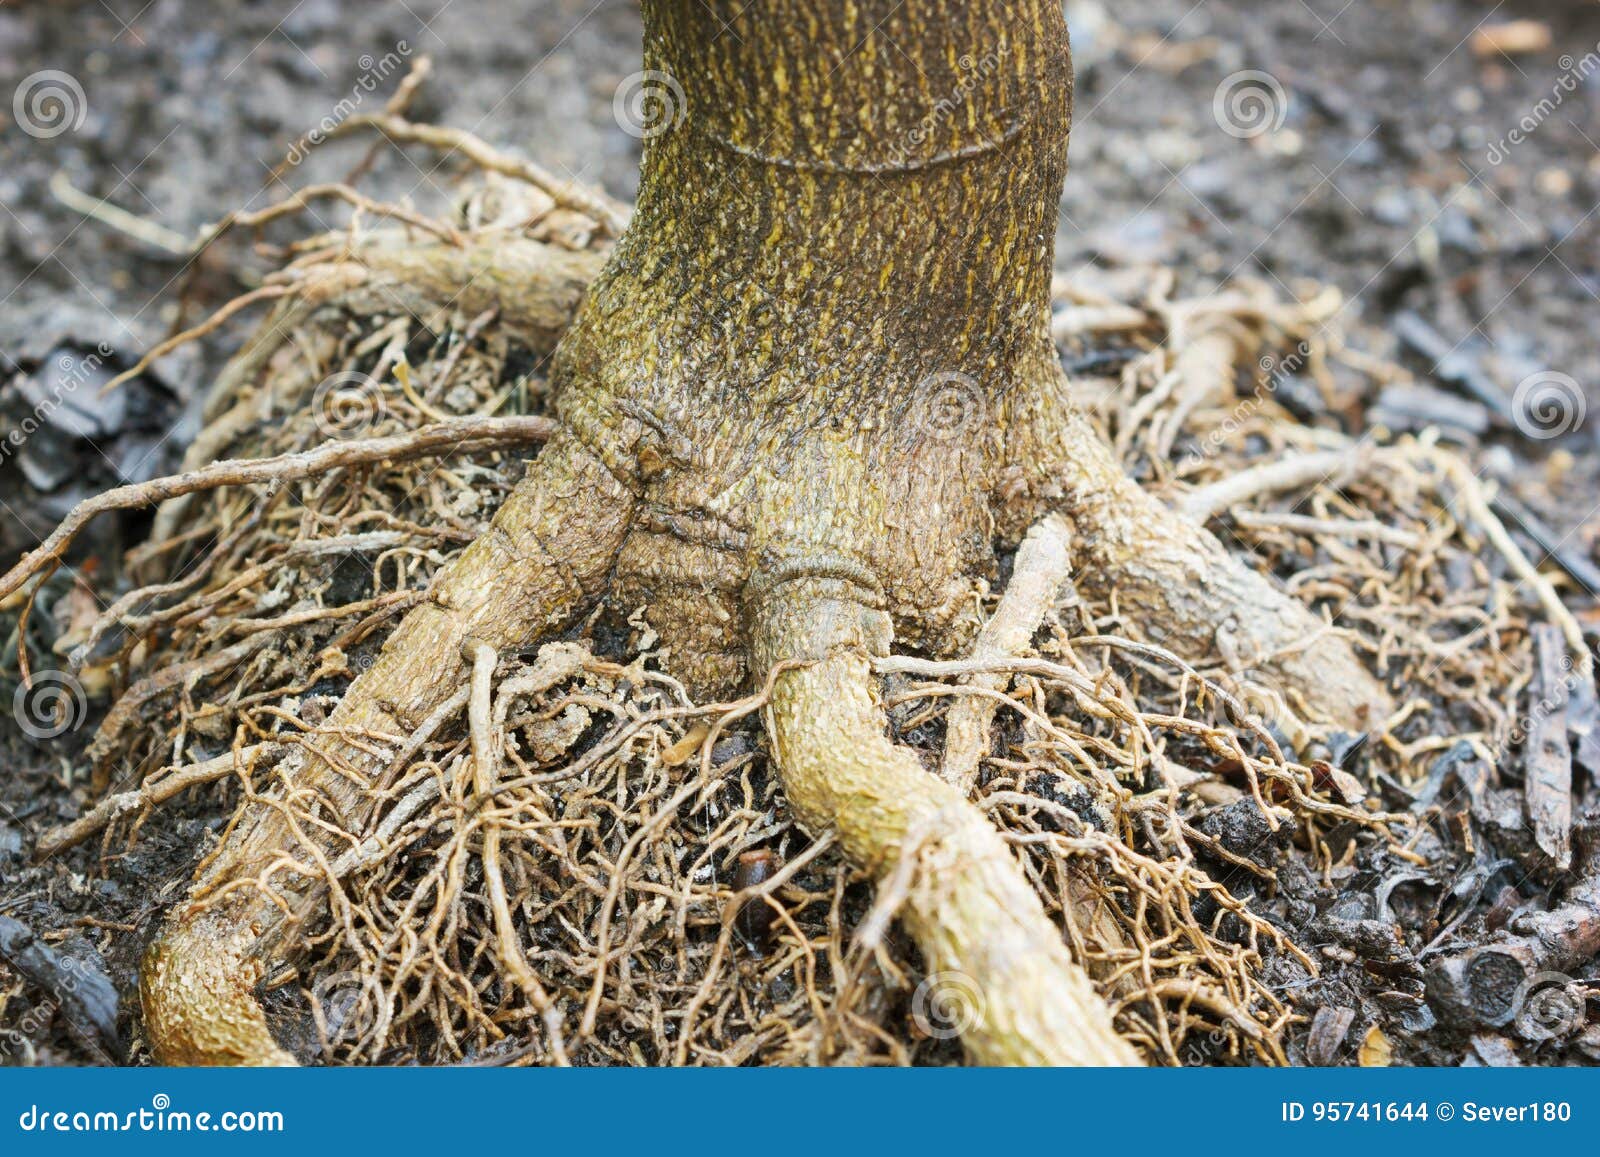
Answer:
(759, 630, 1138, 1065)
(23, 94, 1587, 1069)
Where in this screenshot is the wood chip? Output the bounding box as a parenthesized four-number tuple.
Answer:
(1469, 1033, 1523, 1066)
(1525, 623, 1573, 868)
(1307, 1005, 1356, 1065)
(1358, 1024, 1393, 1067)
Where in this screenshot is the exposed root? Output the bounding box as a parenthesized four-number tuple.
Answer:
(1038, 389, 1396, 729)
(140, 432, 634, 1064)
(23, 81, 1590, 1069)
(64, 230, 1574, 1066)
(1180, 446, 1388, 523)
(36, 743, 283, 858)
(757, 626, 1137, 1065)
(465, 639, 570, 1064)
(140, 909, 298, 1067)
(0, 417, 554, 605)
(322, 112, 629, 238)
(941, 514, 1073, 794)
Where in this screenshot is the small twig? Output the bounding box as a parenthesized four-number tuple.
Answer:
(1491, 490, 1600, 597)
(1434, 450, 1589, 665)
(197, 184, 462, 251)
(103, 284, 291, 392)
(329, 112, 628, 236)
(1229, 510, 1422, 548)
(1525, 624, 1574, 868)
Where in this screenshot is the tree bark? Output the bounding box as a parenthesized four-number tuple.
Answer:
(138, 0, 1387, 1065)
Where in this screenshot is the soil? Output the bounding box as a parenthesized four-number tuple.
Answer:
(3, 0, 1598, 1066)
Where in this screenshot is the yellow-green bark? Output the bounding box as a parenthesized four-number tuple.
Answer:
(142, 0, 1387, 1066)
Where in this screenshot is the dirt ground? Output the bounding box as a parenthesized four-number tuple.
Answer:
(2, 0, 1598, 1066)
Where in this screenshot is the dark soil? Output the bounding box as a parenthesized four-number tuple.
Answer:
(3, 0, 1598, 1066)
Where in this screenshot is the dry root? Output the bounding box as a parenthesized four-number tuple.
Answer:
(765, 648, 1137, 1066)
(940, 514, 1074, 794)
(15, 97, 1586, 1068)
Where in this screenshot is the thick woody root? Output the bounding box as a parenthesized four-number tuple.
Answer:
(107, 238, 1380, 1065)
(141, 433, 634, 1065)
(1021, 378, 1395, 731)
(68, 220, 1516, 1067)
(754, 591, 1137, 1066)
(51, 152, 1566, 1067)
(81, 276, 1440, 1062)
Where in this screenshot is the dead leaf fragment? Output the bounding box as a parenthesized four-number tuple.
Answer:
(1358, 1024, 1392, 1067)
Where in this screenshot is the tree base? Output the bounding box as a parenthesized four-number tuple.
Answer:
(14, 105, 1543, 1067)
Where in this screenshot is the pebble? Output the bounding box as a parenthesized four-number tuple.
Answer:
(1536, 168, 1573, 198)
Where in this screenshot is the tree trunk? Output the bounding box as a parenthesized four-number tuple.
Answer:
(139, 0, 1387, 1066)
